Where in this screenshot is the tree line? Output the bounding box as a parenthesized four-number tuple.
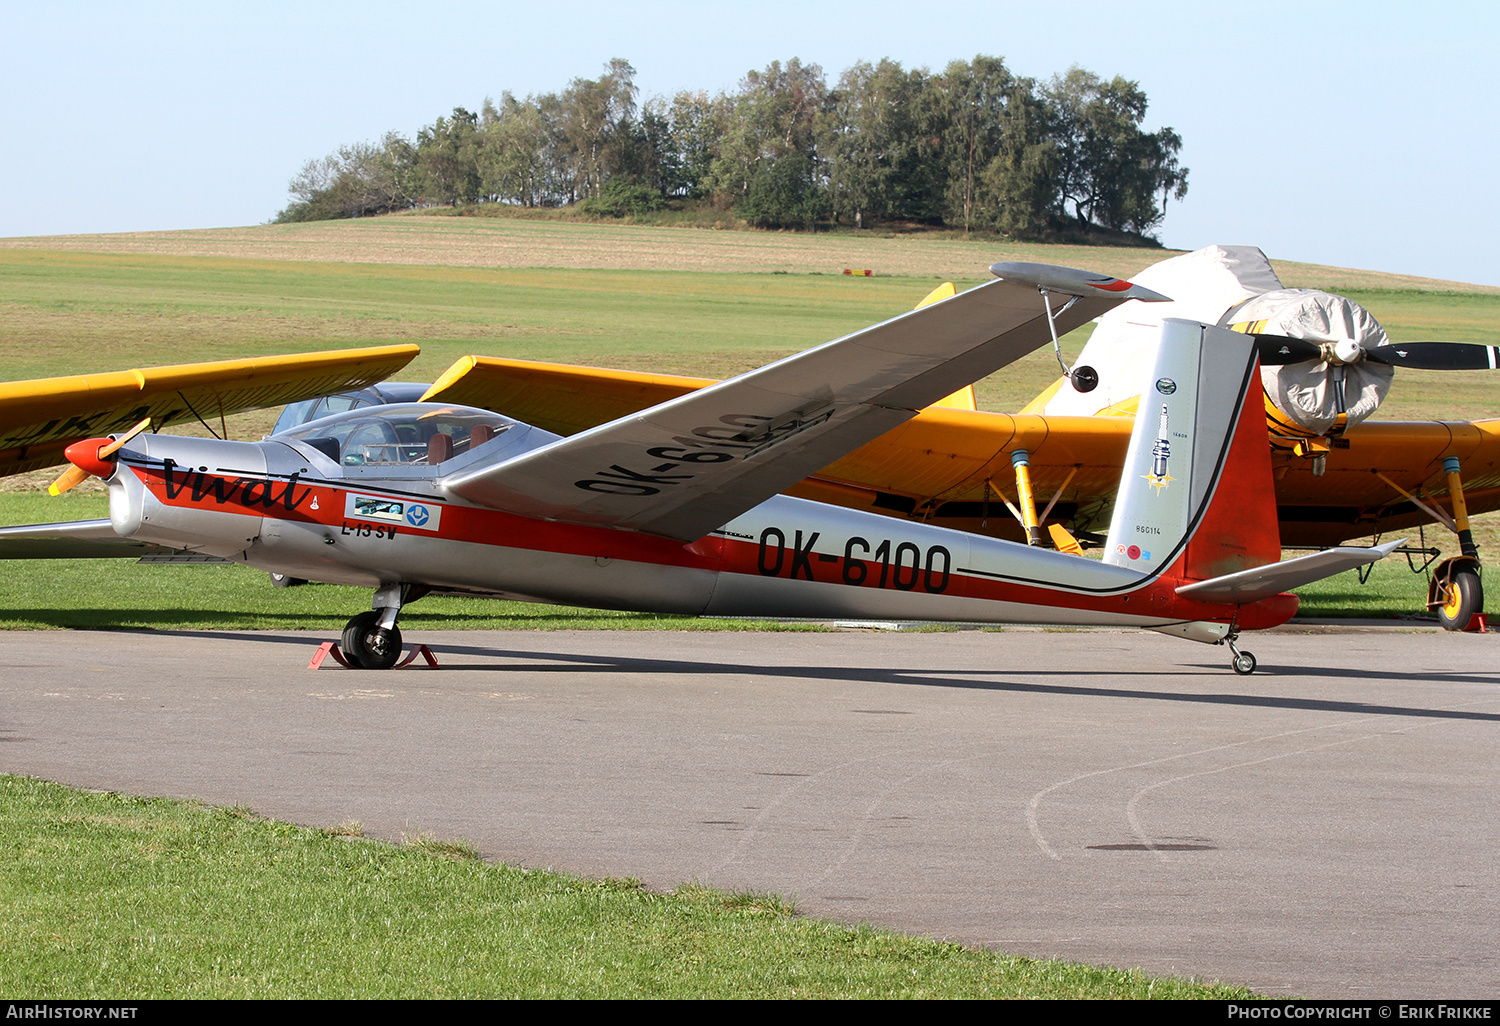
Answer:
(276, 56, 1188, 240)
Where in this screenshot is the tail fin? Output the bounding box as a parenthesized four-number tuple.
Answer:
(1103, 319, 1280, 581)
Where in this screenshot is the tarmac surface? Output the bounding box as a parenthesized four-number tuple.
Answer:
(2, 624, 1497, 998)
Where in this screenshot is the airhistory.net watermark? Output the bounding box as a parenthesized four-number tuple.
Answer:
(4, 1007, 138, 1020)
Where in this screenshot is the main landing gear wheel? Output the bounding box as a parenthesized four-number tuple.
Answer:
(341, 611, 403, 670)
(1225, 634, 1257, 675)
(1436, 569, 1482, 631)
(270, 572, 306, 588)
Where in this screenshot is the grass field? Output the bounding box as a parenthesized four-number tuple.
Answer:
(0, 248, 925, 384)
(0, 775, 1253, 999)
(4, 241, 1498, 415)
(7, 212, 1497, 293)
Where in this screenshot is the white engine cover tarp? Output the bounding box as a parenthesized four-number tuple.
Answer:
(1038, 244, 1391, 433)
(1232, 288, 1392, 434)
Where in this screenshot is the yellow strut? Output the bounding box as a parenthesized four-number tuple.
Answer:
(1011, 450, 1043, 546)
(1375, 472, 1456, 532)
(1444, 456, 1479, 558)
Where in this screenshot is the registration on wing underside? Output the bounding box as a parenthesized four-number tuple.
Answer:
(345, 492, 443, 532)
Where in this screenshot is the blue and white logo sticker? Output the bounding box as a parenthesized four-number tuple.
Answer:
(345, 493, 442, 532)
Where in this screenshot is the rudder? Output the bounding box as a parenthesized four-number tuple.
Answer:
(1103, 319, 1279, 581)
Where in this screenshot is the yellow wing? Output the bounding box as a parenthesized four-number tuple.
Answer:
(422, 357, 703, 436)
(0, 344, 420, 476)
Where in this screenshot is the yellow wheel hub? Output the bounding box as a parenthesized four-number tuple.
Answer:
(1441, 580, 1464, 618)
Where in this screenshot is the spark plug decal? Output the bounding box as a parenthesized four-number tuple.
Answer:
(1146, 403, 1173, 494)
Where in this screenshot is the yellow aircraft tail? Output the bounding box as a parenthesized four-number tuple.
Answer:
(914, 282, 977, 411)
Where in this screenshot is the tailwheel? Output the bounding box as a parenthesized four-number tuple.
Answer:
(341, 610, 403, 670)
(1435, 568, 1483, 631)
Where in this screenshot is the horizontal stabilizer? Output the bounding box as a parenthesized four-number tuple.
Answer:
(1174, 540, 1403, 604)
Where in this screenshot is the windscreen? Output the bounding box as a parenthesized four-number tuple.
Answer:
(276, 403, 517, 467)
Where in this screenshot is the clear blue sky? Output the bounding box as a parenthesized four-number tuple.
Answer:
(3, 1, 1495, 286)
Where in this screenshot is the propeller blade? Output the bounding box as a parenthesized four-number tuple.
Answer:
(100, 417, 153, 457)
(1251, 333, 1325, 365)
(46, 465, 89, 497)
(1364, 343, 1500, 370)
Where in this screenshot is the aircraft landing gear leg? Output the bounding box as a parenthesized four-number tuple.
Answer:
(1225, 632, 1257, 676)
(342, 584, 405, 670)
(1431, 456, 1486, 632)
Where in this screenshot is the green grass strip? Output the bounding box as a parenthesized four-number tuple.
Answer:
(0, 775, 1255, 999)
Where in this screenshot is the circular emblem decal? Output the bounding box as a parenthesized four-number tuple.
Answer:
(1155, 378, 1177, 395)
(405, 504, 430, 527)
(1127, 544, 1142, 560)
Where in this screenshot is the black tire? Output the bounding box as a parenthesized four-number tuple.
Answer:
(1231, 651, 1257, 676)
(1436, 569, 1482, 631)
(341, 611, 403, 670)
(270, 572, 307, 588)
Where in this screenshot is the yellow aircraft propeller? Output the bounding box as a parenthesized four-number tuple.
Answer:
(47, 416, 153, 496)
